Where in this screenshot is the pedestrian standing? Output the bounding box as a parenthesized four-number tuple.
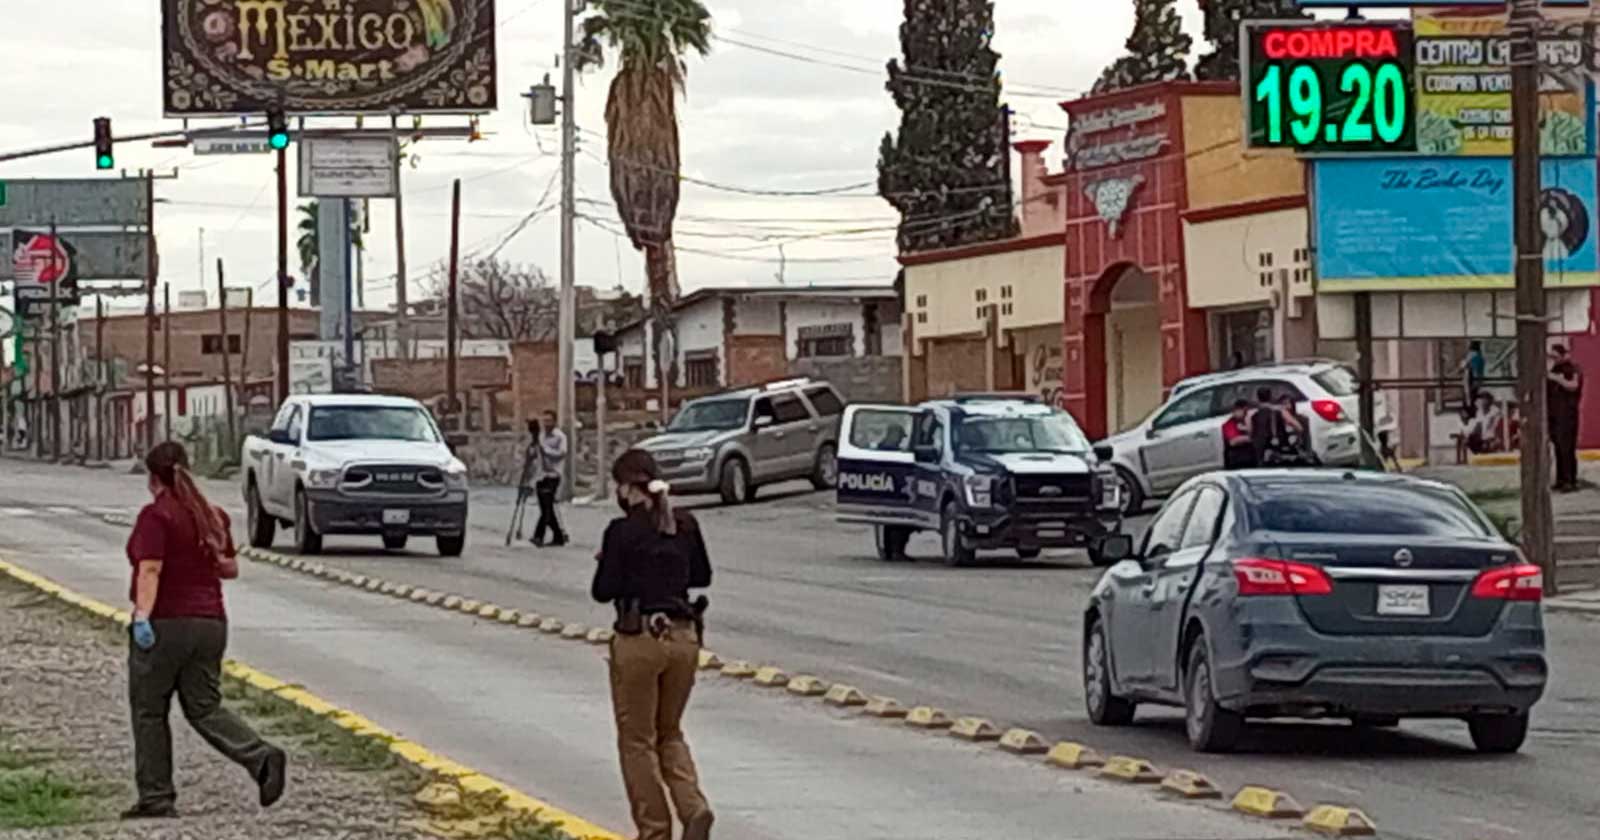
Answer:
(592, 449, 714, 840)
(1548, 344, 1584, 492)
(1222, 399, 1257, 470)
(531, 409, 569, 547)
(122, 441, 286, 819)
(1462, 340, 1487, 405)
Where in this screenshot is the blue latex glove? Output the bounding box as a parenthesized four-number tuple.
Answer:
(131, 619, 156, 651)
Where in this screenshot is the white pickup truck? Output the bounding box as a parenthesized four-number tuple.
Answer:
(241, 394, 470, 557)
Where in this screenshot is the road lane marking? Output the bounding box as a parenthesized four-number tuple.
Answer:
(0, 556, 624, 840)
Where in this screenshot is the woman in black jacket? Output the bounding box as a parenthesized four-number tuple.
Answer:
(593, 449, 714, 840)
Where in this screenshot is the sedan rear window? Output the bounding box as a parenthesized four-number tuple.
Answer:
(1312, 366, 1360, 397)
(1252, 483, 1492, 538)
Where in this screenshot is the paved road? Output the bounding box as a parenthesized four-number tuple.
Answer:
(7, 458, 1600, 839)
(0, 459, 1289, 840)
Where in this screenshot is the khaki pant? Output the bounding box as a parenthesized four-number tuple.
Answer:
(608, 624, 711, 840)
(128, 618, 276, 807)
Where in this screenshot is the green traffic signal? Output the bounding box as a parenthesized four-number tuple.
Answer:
(268, 131, 290, 151)
(96, 153, 114, 170)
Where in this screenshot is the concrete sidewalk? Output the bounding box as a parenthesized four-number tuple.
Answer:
(0, 512, 1289, 840)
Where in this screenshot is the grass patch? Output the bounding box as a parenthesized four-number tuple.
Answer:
(0, 744, 116, 829)
(226, 682, 400, 774)
(1468, 487, 1522, 505)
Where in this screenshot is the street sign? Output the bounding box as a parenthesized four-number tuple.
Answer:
(1244, 21, 1418, 154)
(0, 229, 147, 282)
(193, 136, 272, 155)
(0, 178, 147, 228)
(299, 137, 397, 198)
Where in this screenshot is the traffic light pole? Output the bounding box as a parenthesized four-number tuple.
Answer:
(558, 0, 578, 498)
(276, 145, 290, 405)
(144, 170, 157, 458)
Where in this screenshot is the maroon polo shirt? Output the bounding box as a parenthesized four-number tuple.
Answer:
(125, 492, 234, 620)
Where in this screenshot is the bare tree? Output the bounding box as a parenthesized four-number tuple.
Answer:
(426, 258, 559, 341)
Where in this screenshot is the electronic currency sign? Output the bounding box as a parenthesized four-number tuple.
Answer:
(1245, 21, 1418, 154)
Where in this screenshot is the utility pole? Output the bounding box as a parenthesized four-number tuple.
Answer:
(163, 283, 172, 443)
(95, 296, 105, 462)
(558, 0, 579, 497)
(276, 144, 290, 404)
(218, 260, 236, 455)
(240, 288, 254, 414)
(48, 219, 60, 463)
(145, 170, 157, 456)
(392, 114, 410, 360)
(447, 179, 461, 429)
(1510, 0, 1555, 595)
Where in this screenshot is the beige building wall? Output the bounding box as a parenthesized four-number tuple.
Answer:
(1184, 208, 1311, 309)
(1104, 304, 1163, 434)
(904, 244, 1065, 341)
(1181, 95, 1304, 213)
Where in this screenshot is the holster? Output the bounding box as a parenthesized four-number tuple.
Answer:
(691, 595, 709, 645)
(615, 598, 644, 636)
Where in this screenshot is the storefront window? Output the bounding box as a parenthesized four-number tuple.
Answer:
(1215, 309, 1273, 369)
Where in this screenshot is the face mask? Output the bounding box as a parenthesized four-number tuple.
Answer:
(616, 488, 631, 513)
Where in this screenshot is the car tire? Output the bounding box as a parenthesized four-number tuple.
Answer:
(246, 480, 275, 549)
(1184, 639, 1243, 753)
(940, 502, 976, 568)
(1468, 712, 1529, 754)
(875, 525, 911, 562)
(382, 534, 408, 552)
(1114, 466, 1145, 516)
(293, 488, 323, 556)
(810, 443, 838, 491)
(1084, 617, 1136, 726)
(1016, 547, 1042, 560)
(719, 458, 751, 506)
(437, 533, 466, 558)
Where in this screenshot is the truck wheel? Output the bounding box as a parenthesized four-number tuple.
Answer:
(246, 480, 275, 549)
(382, 534, 408, 552)
(1114, 466, 1145, 516)
(940, 502, 976, 568)
(719, 458, 751, 506)
(810, 444, 838, 491)
(437, 533, 466, 558)
(293, 488, 323, 556)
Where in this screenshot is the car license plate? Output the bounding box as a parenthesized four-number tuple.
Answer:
(1376, 584, 1430, 616)
(382, 509, 411, 526)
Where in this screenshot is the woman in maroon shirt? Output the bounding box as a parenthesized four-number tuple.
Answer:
(122, 441, 286, 819)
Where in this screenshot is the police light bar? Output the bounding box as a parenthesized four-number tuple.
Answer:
(761, 377, 813, 392)
(952, 392, 1042, 404)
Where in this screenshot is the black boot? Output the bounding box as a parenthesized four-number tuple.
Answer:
(120, 801, 177, 820)
(258, 746, 287, 808)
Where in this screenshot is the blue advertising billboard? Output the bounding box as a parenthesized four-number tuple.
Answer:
(1314, 157, 1599, 291)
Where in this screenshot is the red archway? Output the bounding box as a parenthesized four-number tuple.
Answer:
(1077, 261, 1138, 440)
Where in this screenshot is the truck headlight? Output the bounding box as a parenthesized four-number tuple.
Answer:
(305, 469, 342, 489)
(683, 447, 713, 462)
(964, 474, 996, 508)
(444, 463, 469, 490)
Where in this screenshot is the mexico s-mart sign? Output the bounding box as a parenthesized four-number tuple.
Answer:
(161, 0, 498, 116)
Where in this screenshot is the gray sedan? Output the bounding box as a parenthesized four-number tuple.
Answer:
(1082, 470, 1547, 753)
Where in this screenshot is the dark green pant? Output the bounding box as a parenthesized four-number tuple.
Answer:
(128, 618, 275, 807)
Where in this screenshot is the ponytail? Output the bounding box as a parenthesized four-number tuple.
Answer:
(646, 479, 676, 536)
(146, 441, 230, 558)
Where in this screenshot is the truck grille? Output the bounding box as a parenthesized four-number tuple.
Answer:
(343, 465, 445, 495)
(1012, 474, 1093, 513)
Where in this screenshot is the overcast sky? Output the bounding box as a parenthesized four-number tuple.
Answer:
(0, 0, 1215, 316)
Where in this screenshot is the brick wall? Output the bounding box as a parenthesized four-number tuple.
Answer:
(790, 356, 903, 404)
(72, 309, 323, 387)
(724, 334, 787, 388)
(510, 341, 559, 424)
(923, 336, 991, 397)
(372, 357, 509, 400)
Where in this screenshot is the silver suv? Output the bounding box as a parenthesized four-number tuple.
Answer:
(1098, 361, 1397, 513)
(636, 378, 845, 505)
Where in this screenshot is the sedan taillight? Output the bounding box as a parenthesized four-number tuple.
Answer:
(1311, 399, 1347, 423)
(1232, 558, 1334, 596)
(1470, 564, 1544, 601)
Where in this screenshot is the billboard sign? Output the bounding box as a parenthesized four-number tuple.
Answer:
(0, 179, 147, 228)
(160, 0, 498, 116)
(1414, 13, 1592, 157)
(7, 231, 79, 317)
(1314, 157, 1598, 292)
(1244, 21, 1418, 154)
(0, 231, 148, 284)
(299, 137, 397, 197)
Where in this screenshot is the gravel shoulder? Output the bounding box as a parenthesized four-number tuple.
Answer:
(0, 575, 545, 840)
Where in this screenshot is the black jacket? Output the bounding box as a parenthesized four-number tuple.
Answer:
(591, 508, 712, 616)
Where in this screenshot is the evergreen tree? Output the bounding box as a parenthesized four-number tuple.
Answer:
(878, 0, 1018, 254)
(1094, 0, 1193, 94)
(1195, 0, 1307, 82)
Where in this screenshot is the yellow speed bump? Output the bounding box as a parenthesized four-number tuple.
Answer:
(586, 628, 615, 644)
(1303, 805, 1377, 836)
(1231, 786, 1305, 819)
(458, 599, 483, 613)
(497, 610, 521, 625)
(560, 623, 590, 640)
(477, 605, 502, 620)
(904, 706, 953, 729)
(785, 676, 828, 696)
(752, 667, 790, 687)
(1160, 770, 1222, 799)
(441, 595, 463, 610)
(1046, 742, 1105, 769)
(377, 581, 397, 595)
(697, 650, 724, 670)
(413, 781, 465, 816)
(538, 617, 565, 634)
(997, 729, 1049, 755)
(516, 614, 542, 629)
(409, 589, 433, 603)
(720, 661, 758, 679)
(862, 696, 908, 718)
(1098, 756, 1162, 783)
(391, 585, 414, 598)
(426, 592, 448, 607)
(822, 685, 868, 707)
(950, 717, 1002, 742)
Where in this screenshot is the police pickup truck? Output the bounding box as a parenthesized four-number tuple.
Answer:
(835, 395, 1124, 566)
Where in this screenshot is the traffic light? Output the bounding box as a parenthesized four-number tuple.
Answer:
(93, 117, 113, 170)
(267, 110, 290, 151)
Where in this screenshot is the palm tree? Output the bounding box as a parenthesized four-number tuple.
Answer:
(576, 0, 712, 388)
(296, 201, 365, 306)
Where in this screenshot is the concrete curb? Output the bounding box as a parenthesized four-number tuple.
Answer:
(0, 556, 623, 840)
(233, 544, 1382, 836)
